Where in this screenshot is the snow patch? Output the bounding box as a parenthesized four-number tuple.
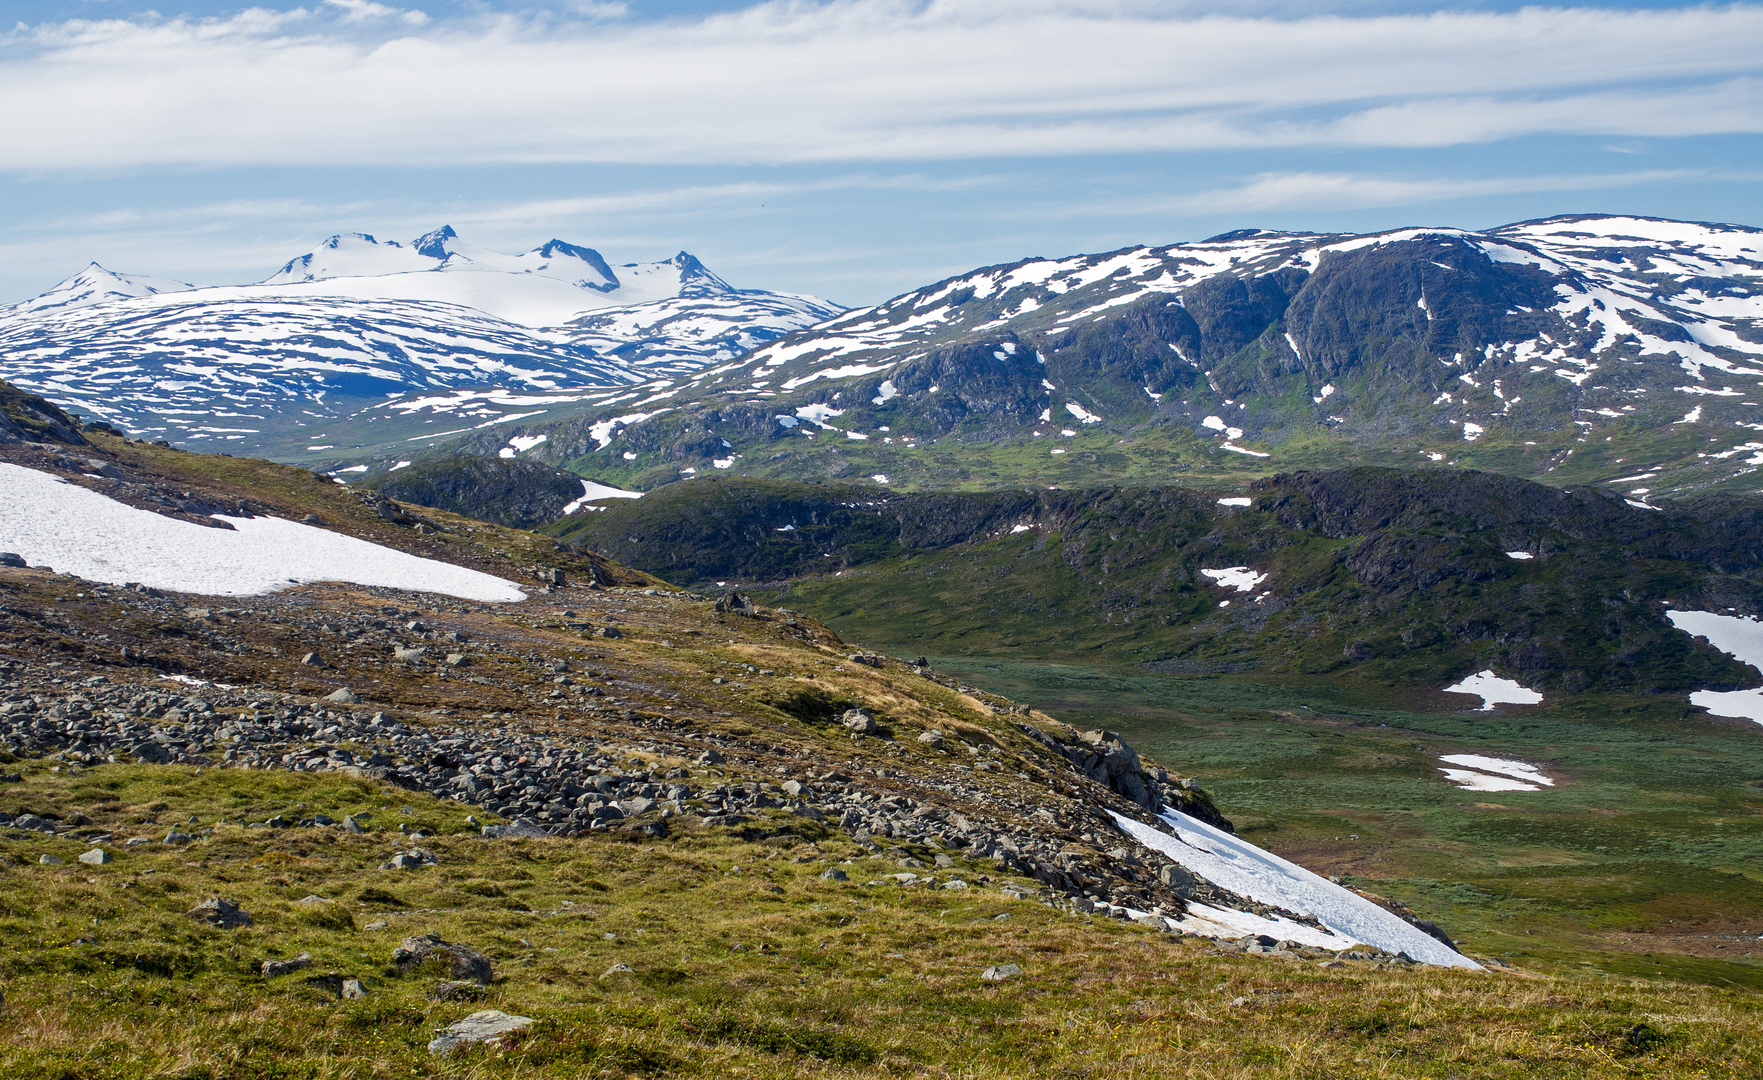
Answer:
(0, 463, 524, 602)
(561, 479, 644, 515)
(1439, 754, 1554, 787)
(1064, 402, 1103, 424)
(1506, 551, 1534, 560)
(1442, 670, 1543, 710)
(1112, 811, 1477, 968)
(1217, 497, 1251, 508)
(1439, 769, 1540, 793)
(1200, 566, 1267, 593)
(1666, 610, 1763, 724)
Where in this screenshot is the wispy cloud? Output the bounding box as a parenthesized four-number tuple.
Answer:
(1147, 167, 1749, 216)
(1, 2, 1759, 169)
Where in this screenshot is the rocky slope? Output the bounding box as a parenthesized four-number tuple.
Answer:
(0, 405, 1467, 965)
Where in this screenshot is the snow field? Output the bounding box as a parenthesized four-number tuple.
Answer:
(1111, 810, 1479, 968)
(0, 463, 525, 602)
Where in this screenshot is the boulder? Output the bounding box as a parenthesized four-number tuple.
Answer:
(322, 688, 360, 705)
(427, 1010, 534, 1056)
(1157, 863, 1198, 898)
(392, 933, 494, 984)
(841, 708, 878, 735)
(0, 553, 25, 568)
(78, 848, 112, 865)
(980, 963, 1022, 981)
(186, 897, 252, 929)
(262, 952, 313, 978)
(714, 591, 756, 616)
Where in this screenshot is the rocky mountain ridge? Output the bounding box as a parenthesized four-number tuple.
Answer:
(0, 229, 842, 463)
(461, 215, 1763, 503)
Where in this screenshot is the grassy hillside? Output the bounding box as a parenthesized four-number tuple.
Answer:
(550, 470, 1763, 694)
(7, 763, 1763, 1079)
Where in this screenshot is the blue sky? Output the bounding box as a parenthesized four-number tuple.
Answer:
(2, 1, 1759, 307)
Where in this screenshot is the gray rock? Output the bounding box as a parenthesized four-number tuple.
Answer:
(163, 830, 193, 845)
(428, 1010, 534, 1056)
(618, 797, 656, 816)
(78, 848, 112, 865)
(342, 815, 366, 833)
(0, 553, 26, 568)
(186, 897, 252, 928)
(980, 963, 1022, 981)
(601, 963, 634, 977)
(381, 849, 438, 870)
(392, 933, 494, 983)
(781, 780, 805, 798)
(714, 591, 756, 616)
(841, 709, 878, 735)
(819, 868, 849, 882)
(322, 688, 360, 705)
(341, 978, 368, 999)
(13, 813, 56, 834)
(1157, 863, 1198, 898)
(300, 652, 323, 666)
(393, 646, 427, 662)
(595, 626, 623, 639)
(916, 730, 945, 749)
(445, 653, 468, 667)
(697, 748, 724, 764)
(941, 879, 969, 890)
(481, 822, 549, 839)
(430, 980, 485, 1002)
(848, 652, 885, 667)
(262, 952, 313, 978)
(38, 854, 63, 866)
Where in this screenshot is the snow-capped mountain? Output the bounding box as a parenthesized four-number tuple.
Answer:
(481, 215, 1763, 503)
(0, 229, 842, 460)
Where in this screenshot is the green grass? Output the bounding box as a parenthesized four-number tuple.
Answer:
(906, 654, 1763, 990)
(4, 763, 1763, 1079)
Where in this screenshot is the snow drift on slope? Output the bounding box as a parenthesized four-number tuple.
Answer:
(0, 463, 524, 602)
(1111, 809, 1479, 968)
(1665, 609, 1763, 724)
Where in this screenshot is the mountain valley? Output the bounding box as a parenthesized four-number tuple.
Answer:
(4, 213, 1763, 1076)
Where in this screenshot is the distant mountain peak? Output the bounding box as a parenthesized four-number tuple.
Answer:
(412, 225, 459, 260)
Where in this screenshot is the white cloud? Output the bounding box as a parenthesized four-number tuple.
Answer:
(1152, 167, 1742, 215)
(324, 0, 431, 27)
(0, 3, 1759, 169)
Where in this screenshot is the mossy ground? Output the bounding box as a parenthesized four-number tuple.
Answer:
(3, 764, 1762, 1079)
